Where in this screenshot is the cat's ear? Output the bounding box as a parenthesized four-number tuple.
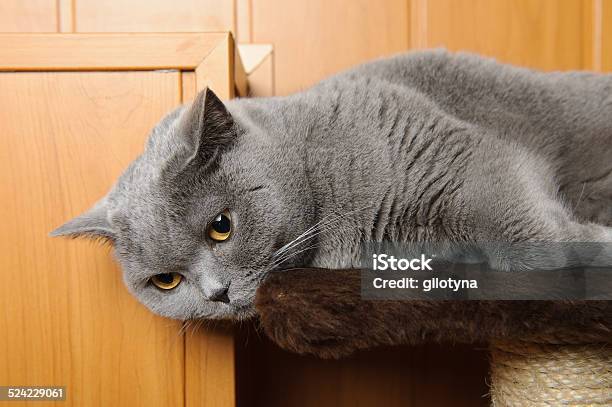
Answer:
(49, 199, 115, 241)
(179, 87, 235, 167)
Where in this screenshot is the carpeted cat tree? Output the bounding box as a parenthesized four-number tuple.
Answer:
(254, 269, 611, 406)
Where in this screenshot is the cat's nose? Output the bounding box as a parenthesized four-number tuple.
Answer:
(208, 285, 230, 304)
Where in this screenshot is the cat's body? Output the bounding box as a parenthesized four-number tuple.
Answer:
(53, 50, 612, 320)
(230, 50, 612, 268)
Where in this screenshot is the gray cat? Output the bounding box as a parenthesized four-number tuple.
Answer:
(51, 50, 612, 320)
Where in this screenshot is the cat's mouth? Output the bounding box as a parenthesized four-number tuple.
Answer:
(193, 301, 255, 321)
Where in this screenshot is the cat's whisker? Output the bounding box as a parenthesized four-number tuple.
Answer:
(270, 241, 319, 268)
(275, 249, 319, 270)
(272, 206, 370, 260)
(264, 206, 372, 274)
(268, 243, 322, 271)
(266, 251, 318, 275)
(173, 320, 192, 347)
(573, 182, 587, 212)
(270, 207, 369, 261)
(189, 319, 204, 337)
(272, 207, 363, 256)
(272, 213, 340, 257)
(271, 222, 333, 261)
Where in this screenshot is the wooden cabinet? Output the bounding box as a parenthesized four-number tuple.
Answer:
(0, 33, 243, 407)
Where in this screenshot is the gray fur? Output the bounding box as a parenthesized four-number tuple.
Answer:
(51, 50, 612, 320)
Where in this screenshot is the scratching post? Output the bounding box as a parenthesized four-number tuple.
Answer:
(255, 269, 612, 407)
(490, 340, 611, 406)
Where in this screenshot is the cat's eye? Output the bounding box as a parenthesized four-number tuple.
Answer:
(208, 210, 232, 242)
(151, 272, 183, 290)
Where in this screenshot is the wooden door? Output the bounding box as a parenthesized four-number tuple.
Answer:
(0, 33, 242, 407)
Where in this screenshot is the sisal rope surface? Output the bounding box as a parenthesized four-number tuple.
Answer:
(490, 340, 612, 406)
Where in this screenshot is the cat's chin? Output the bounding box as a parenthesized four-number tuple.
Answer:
(227, 304, 258, 321)
(191, 303, 256, 321)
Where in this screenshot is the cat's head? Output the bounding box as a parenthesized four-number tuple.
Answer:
(51, 88, 312, 320)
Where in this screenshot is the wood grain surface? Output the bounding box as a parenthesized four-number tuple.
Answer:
(411, 0, 588, 71)
(249, 0, 410, 95)
(74, 0, 234, 32)
(0, 71, 184, 406)
(0, 33, 225, 71)
(0, 0, 57, 32)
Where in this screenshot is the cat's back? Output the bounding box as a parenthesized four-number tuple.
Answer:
(311, 50, 612, 224)
(318, 50, 612, 144)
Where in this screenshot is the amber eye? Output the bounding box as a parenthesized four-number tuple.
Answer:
(151, 272, 182, 290)
(208, 210, 232, 242)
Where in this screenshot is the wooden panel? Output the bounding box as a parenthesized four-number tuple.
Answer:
(0, 0, 57, 32)
(236, 0, 253, 42)
(196, 34, 236, 99)
(602, 0, 612, 71)
(75, 0, 234, 33)
(186, 324, 236, 407)
(239, 44, 275, 96)
(182, 71, 236, 407)
(0, 71, 183, 406)
(182, 71, 197, 101)
(250, 0, 410, 95)
(0, 33, 225, 71)
(580, 0, 598, 71)
(247, 53, 274, 96)
(58, 0, 75, 32)
(234, 45, 249, 97)
(236, 332, 490, 407)
(413, 0, 588, 71)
